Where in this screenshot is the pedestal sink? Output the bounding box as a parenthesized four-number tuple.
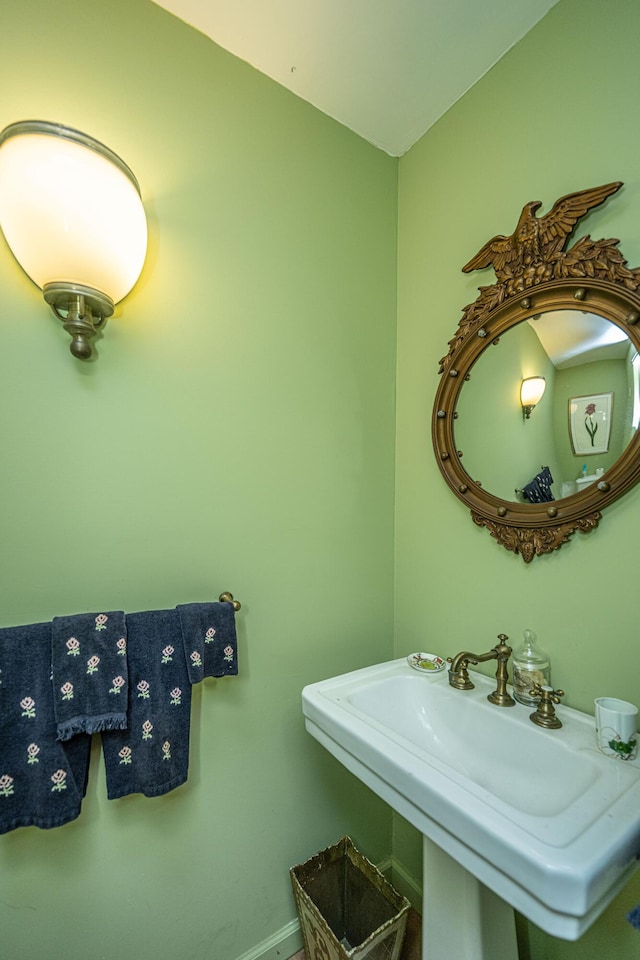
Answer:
(302, 659, 640, 959)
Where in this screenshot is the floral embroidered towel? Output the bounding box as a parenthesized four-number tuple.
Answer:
(0, 620, 92, 835)
(177, 601, 238, 683)
(101, 608, 192, 799)
(51, 611, 128, 741)
(522, 466, 554, 504)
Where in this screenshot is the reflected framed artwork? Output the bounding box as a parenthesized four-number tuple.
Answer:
(569, 392, 613, 456)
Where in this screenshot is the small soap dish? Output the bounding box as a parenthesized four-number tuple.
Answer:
(407, 652, 446, 674)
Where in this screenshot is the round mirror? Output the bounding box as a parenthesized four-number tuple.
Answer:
(432, 182, 640, 561)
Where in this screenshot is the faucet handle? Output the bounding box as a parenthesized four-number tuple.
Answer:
(494, 633, 512, 655)
(529, 684, 565, 729)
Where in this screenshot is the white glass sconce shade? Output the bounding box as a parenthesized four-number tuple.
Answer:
(520, 376, 546, 419)
(0, 121, 147, 359)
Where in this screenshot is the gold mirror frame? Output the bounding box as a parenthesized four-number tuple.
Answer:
(433, 182, 640, 562)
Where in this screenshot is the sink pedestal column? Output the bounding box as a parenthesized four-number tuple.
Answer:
(422, 837, 519, 960)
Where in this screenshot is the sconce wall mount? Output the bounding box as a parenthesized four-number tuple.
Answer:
(0, 120, 147, 360)
(521, 376, 546, 420)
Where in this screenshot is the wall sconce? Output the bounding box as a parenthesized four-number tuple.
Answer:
(520, 377, 546, 420)
(0, 121, 147, 360)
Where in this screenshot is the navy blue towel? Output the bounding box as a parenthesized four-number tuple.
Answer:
(101, 609, 192, 799)
(522, 466, 555, 503)
(177, 601, 238, 683)
(627, 905, 640, 930)
(51, 611, 128, 740)
(0, 621, 91, 835)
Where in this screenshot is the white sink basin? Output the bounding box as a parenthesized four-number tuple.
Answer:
(302, 659, 640, 941)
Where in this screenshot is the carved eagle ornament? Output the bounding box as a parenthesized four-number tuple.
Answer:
(462, 181, 623, 282)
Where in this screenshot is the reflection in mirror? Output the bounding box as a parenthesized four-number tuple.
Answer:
(454, 310, 637, 504)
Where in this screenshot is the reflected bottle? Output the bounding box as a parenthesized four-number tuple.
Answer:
(512, 629, 550, 706)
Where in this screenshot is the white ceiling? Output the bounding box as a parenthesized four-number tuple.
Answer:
(151, 0, 560, 156)
(529, 312, 630, 370)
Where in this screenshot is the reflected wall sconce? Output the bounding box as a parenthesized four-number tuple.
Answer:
(520, 377, 546, 420)
(0, 120, 147, 360)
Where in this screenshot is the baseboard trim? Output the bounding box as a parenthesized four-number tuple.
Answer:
(233, 918, 302, 960)
(380, 855, 423, 912)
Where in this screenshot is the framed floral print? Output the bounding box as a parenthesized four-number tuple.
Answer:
(569, 392, 613, 456)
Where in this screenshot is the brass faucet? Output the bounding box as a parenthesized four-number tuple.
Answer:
(448, 634, 515, 707)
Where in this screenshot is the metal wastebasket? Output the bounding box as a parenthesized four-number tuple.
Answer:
(290, 836, 410, 960)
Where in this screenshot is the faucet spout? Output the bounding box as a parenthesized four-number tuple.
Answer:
(448, 634, 515, 707)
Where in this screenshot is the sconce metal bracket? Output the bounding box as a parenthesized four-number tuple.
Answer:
(44, 282, 114, 360)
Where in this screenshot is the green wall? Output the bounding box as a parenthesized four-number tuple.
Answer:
(395, 0, 640, 957)
(0, 2, 398, 959)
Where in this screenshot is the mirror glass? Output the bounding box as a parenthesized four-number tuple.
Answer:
(454, 309, 639, 504)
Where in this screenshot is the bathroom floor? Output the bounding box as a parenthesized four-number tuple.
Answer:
(288, 908, 422, 960)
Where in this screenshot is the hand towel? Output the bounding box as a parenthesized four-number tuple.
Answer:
(177, 601, 238, 683)
(101, 608, 192, 799)
(51, 610, 128, 740)
(537, 466, 555, 501)
(522, 466, 555, 504)
(0, 620, 91, 835)
(627, 905, 640, 930)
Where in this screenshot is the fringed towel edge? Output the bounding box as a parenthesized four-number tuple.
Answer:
(57, 712, 128, 741)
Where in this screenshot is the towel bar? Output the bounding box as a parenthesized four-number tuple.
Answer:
(219, 591, 241, 612)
